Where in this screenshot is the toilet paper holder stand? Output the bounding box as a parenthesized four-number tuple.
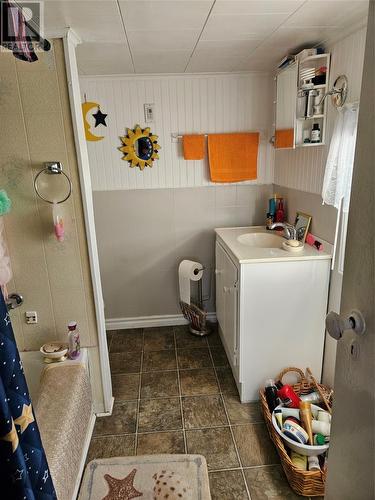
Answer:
(179, 266, 211, 337)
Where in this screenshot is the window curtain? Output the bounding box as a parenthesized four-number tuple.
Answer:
(322, 103, 359, 272)
(0, 290, 56, 499)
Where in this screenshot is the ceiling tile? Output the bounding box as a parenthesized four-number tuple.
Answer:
(119, 1, 213, 31)
(44, 1, 125, 41)
(284, 0, 369, 27)
(186, 51, 250, 72)
(76, 43, 134, 75)
(127, 30, 200, 51)
(132, 50, 191, 73)
(202, 12, 290, 40)
(212, 0, 305, 15)
(196, 39, 261, 56)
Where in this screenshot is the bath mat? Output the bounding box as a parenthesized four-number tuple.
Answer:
(79, 454, 211, 500)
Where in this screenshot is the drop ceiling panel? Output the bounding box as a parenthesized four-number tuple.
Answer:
(196, 39, 262, 56)
(119, 0, 213, 31)
(44, 1, 125, 42)
(132, 50, 192, 73)
(284, 0, 369, 27)
(212, 0, 305, 15)
(76, 43, 134, 75)
(202, 13, 291, 40)
(186, 51, 250, 72)
(127, 30, 200, 51)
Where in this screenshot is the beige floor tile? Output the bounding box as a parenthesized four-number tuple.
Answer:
(140, 371, 179, 399)
(174, 325, 208, 349)
(87, 435, 135, 462)
(93, 401, 137, 436)
(185, 427, 239, 470)
(244, 465, 304, 499)
(144, 327, 175, 351)
(143, 350, 177, 371)
(109, 351, 142, 374)
(224, 394, 264, 424)
(136, 431, 185, 455)
(138, 398, 182, 432)
(112, 373, 140, 401)
(179, 368, 219, 396)
(209, 470, 249, 500)
(182, 395, 228, 429)
(177, 347, 212, 369)
(232, 424, 279, 467)
(110, 329, 143, 353)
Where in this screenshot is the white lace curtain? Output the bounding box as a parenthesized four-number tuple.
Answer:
(322, 104, 359, 212)
(322, 103, 359, 272)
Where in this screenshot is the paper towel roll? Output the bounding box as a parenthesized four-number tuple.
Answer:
(178, 260, 203, 305)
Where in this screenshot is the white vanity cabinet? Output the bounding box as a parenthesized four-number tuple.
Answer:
(215, 227, 332, 402)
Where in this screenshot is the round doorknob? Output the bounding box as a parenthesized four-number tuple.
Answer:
(326, 310, 366, 341)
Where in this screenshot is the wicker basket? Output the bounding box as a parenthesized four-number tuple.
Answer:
(260, 367, 333, 497)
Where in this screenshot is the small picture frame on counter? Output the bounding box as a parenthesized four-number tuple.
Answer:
(295, 212, 312, 242)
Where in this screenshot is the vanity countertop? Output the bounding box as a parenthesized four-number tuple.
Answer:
(215, 226, 332, 264)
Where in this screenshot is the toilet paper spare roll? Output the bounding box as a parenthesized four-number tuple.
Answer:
(178, 260, 203, 305)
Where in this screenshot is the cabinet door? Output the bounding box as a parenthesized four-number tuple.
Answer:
(215, 242, 238, 365)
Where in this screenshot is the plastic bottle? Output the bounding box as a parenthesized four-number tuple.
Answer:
(67, 321, 81, 360)
(311, 123, 321, 143)
(277, 382, 301, 409)
(308, 455, 320, 471)
(275, 199, 285, 223)
(300, 391, 322, 404)
(265, 379, 279, 412)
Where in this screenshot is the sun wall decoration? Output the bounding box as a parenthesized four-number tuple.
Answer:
(119, 125, 160, 170)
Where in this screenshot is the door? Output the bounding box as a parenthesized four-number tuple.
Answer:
(215, 242, 238, 366)
(325, 7, 374, 499)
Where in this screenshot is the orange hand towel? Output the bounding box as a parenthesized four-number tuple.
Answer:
(182, 134, 205, 160)
(208, 133, 259, 182)
(275, 128, 294, 149)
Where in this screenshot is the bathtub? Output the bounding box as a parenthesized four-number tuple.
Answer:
(20, 348, 94, 500)
(20, 348, 89, 404)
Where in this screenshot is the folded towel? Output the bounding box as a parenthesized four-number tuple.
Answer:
(208, 133, 259, 182)
(275, 129, 294, 149)
(183, 134, 205, 160)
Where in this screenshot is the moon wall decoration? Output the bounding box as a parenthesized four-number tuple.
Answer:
(82, 101, 105, 141)
(119, 125, 160, 170)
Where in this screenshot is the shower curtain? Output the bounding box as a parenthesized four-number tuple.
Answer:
(0, 290, 56, 499)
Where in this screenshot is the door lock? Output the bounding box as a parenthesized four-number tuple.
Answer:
(326, 310, 366, 341)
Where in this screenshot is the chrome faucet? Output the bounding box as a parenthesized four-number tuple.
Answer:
(270, 222, 297, 240)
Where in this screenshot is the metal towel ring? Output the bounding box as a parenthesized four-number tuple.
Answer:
(34, 162, 72, 204)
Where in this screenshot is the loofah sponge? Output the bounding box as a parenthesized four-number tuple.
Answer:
(0, 190, 11, 216)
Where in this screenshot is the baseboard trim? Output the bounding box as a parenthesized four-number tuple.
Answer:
(106, 313, 217, 330)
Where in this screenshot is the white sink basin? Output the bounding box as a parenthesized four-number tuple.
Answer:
(237, 232, 282, 248)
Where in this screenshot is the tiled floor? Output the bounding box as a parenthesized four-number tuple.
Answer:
(87, 325, 308, 499)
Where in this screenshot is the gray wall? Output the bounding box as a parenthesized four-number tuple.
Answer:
(273, 185, 337, 243)
(94, 184, 273, 319)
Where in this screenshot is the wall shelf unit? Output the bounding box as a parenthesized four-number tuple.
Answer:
(274, 52, 330, 150)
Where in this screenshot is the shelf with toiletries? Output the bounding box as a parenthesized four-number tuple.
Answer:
(274, 49, 330, 150)
(295, 53, 330, 147)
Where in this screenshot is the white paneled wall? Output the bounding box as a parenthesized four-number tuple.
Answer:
(274, 27, 367, 194)
(80, 73, 274, 191)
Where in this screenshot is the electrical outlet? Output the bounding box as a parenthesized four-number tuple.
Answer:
(25, 311, 37, 324)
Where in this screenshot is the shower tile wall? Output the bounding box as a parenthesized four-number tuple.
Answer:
(94, 184, 272, 320)
(0, 40, 97, 351)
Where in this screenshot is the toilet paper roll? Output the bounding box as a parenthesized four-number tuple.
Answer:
(178, 260, 203, 305)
